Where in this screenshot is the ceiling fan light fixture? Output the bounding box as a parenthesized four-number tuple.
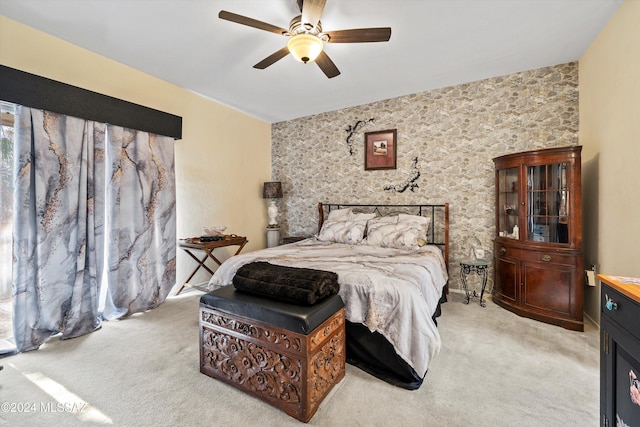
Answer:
(287, 33, 323, 64)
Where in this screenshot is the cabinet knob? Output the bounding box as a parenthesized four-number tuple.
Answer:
(499, 247, 507, 255)
(541, 254, 552, 262)
(605, 294, 618, 311)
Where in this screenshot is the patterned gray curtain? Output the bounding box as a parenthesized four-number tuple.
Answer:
(12, 107, 106, 352)
(101, 125, 176, 320)
(12, 108, 176, 351)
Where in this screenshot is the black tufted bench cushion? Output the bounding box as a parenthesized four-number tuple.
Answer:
(200, 284, 344, 334)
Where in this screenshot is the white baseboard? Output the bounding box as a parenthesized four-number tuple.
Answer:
(583, 311, 599, 329)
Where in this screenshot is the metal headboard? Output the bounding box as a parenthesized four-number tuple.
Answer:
(317, 202, 450, 273)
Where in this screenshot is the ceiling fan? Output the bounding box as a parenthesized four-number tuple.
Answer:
(218, 0, 391, 78)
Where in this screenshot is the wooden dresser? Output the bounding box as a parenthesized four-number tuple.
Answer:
(599, 274, 640, 427)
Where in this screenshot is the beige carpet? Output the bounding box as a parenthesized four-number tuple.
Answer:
(0, 290, 599, 426)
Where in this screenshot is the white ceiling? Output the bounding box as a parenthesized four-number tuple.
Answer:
(0, 0, 623, 123)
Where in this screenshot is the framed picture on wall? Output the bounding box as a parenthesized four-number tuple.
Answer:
(364, 129, 397, 170)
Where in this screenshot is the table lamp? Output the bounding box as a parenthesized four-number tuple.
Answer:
(263, 181, 283, 227)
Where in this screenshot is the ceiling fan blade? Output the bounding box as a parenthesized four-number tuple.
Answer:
(315, 51, 340, 79)
(326, 27, 392, 43)
(253, 47, 291, 69)
(301, 0, 326, 29)
(218, 10, 288, 35)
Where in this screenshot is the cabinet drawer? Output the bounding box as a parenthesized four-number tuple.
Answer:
(519, 249, 576, 266)
(494, 243, 522, 259)
(494, 243, 576, 266)
(602, 284, 640, 339)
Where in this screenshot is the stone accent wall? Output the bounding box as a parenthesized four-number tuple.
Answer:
(271, 62, 578, 292)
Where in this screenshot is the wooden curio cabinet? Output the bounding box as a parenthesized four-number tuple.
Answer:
(492, 146, 583, 331)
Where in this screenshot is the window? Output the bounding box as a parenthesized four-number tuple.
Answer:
(0, 101, 15, 352)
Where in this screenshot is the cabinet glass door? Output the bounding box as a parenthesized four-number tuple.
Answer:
(526, 162, 569, 243)
(498, 167, 519, 238)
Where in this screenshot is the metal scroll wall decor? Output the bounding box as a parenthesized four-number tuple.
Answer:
(384, 156, 421, 193)
(345, 118, 375, 155)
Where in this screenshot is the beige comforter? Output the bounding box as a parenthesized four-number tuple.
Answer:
(208, 238, 448, 377)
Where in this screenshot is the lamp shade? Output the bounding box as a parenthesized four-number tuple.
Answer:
(263, 182, 283, 199)
(287, 33, 323, 64)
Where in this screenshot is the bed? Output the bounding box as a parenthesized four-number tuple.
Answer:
(208, 202, 449, 389)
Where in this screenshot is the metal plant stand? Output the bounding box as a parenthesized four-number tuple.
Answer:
(459, 259, 490, 307)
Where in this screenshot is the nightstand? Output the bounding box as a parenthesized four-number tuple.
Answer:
(281, 236, 310, 245)
(459, 258, 491, 307)
(266, 227, 280, 248)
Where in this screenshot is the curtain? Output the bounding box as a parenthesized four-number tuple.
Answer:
(12, 107, 176, 351)
(12, 107, 105, 351)
(101, 125, 176, 319)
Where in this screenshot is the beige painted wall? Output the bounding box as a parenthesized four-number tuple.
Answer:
(0, 16, 272, 287)
(579, 0, 640, 324)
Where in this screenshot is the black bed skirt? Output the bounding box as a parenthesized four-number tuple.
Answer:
(345, 293, 447, 390)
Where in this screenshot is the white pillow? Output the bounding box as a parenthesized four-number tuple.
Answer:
(327, 207, 352, 221)
(365, 216, 398, 238)
(349, 211, 377, 221)
(317, 219, 367, 244)
(397, 214, 431, 241)
(367, 215, 399, 225)
(398, 213, 430, 225)
(365, 221, 421, 250)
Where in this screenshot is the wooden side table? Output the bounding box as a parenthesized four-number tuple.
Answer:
(459, 258, 491, 307)
(176, 235, 248, 295)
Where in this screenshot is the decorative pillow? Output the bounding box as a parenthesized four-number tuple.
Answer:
(317, 219, 367, 245)
(365, 221, 421, 250)
(367, 215, 399, 225)
(349, 211, 377, 221)
(397, 214, 431, 241)
(327, 207, 352, 221)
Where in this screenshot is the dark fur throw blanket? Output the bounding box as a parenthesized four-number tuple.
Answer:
(232, 262, 340, 306)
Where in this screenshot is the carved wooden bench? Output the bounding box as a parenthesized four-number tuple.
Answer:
(199, 285, 345, 423)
